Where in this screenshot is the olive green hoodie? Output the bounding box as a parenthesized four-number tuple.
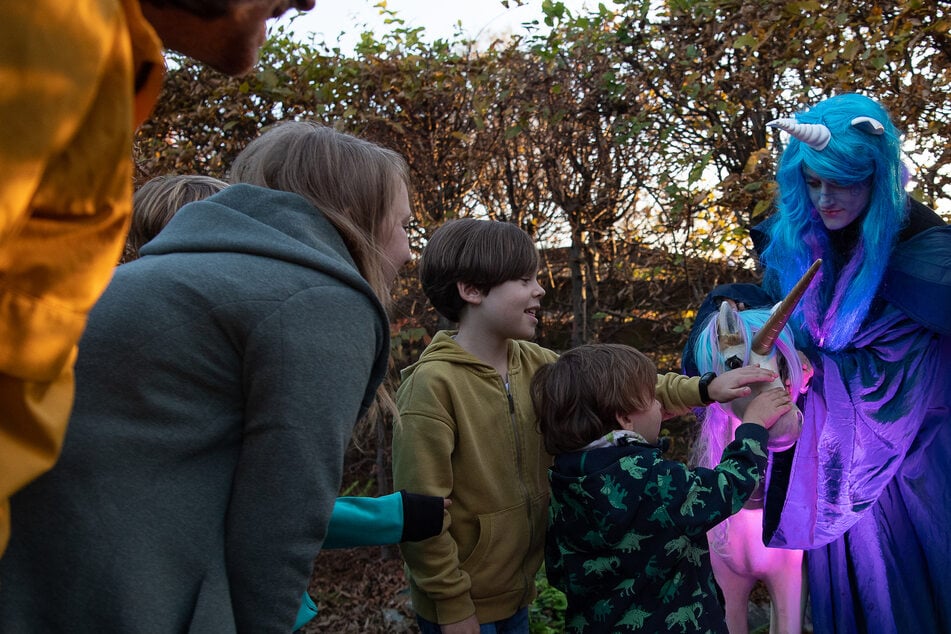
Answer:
(393, 331, 706, 625)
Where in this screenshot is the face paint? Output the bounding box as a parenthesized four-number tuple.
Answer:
(803, 167, 871, 231)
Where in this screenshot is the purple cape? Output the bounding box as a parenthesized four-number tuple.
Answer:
(765, 226, 951, 633)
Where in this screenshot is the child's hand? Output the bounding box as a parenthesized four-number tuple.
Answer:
(708, 365, 779, 403)
(742, 386, 793, 429)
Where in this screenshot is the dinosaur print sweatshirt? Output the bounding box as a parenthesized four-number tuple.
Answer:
(546, 424, 768, 633)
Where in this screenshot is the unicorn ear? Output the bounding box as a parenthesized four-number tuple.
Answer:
(850, 116, 885, 135)
(767, 118, 831, 151)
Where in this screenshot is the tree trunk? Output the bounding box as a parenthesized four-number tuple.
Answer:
(569, 232, 587, 347)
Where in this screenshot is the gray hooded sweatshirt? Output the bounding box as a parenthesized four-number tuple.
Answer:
(0, 184, 390, 633)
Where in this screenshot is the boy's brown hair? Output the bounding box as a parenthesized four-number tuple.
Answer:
(419, 218, 539, 323)
(531, 344, 657, 454)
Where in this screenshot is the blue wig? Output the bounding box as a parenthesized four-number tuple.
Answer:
(760, 93, 907, 351)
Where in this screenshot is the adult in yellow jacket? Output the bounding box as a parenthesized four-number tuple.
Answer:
(0, 0, 313, 555)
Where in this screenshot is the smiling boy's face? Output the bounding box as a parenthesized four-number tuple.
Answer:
(142, 0, 315, 76)
(472, 276, 546, 342)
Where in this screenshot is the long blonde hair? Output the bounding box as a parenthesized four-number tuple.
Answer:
(229, 121, 411, 433)
(228, 121, 411, 310)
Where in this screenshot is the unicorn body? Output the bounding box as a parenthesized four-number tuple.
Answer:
(691, 302, 810, 634)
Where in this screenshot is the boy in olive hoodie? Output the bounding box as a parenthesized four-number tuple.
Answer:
(393, 219, 777, 633)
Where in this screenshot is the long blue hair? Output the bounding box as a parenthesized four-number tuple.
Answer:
(760, 93, 907, 351)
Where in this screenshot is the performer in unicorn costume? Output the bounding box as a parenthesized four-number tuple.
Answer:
(685, 93, 951, 633)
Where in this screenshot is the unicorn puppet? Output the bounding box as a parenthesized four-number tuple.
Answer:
(688, 259, 821, 634)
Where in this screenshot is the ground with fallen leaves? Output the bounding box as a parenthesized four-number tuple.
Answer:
(303, 545, 414, 633)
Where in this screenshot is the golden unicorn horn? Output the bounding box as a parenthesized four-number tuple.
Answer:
(767, 118, 831, 151)
(751, 258, 822, 355)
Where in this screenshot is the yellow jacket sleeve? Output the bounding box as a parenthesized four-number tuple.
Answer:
(656, 372, 703, 418)
(0, 0, 163, 381)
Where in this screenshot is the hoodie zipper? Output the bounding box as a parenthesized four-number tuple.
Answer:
(506, 379, 535, 608)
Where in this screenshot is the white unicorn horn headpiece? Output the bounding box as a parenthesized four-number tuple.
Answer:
(767, 117, 831, 151)
(850, 116, 885, 135)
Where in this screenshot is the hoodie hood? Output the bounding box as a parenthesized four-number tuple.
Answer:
(400, 330, 522, 383)
(140, 184, 372, 299)
(550, 443, 657, 548)
(137, 183, 389, 413)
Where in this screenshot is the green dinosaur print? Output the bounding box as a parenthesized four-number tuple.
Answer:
(664, 601, 704, 633)
(614, 577, 637, 597)
(550, 428, 769, 634)
(600, 474, 628, 511)
(592, 597, 614, 622)
(716, 460, 746, 481)
(566, 612, 590, 633)
(664, 534, 706, 567)
(659, 570, 685, 603)
(617, 606, 650, 630)
(569, 480, 596, 501)
(715, 464, 751, 511)
(618, 455, 648, 480)
(715, 472, 731, 500)
(615, 530, 649, 553)
(582, 529, 608, 549)
(583, 555, 621, 578)
(679, 482, 711, 517)
(645, 471, 674, 502)
(741, 437, 767, 458)
(648, 503, 675, 528)
(562, 485, 592, 520)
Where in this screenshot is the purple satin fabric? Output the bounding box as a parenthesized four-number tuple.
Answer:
(767, 305, 951, 633)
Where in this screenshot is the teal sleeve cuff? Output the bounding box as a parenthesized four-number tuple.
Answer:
(324, 492, 404, 549)
(294, 592, 318, 631)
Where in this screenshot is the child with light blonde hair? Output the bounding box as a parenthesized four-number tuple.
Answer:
(124, 174, 228, 262)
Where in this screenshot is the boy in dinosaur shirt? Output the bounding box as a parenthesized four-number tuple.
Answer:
(533, 343, 791, 633)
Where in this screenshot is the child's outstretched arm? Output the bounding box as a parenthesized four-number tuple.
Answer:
(655, 367, 775, 418)
(740, 386, 793, 429)
(324, 491, 448, 549)
(706, 365, 778, 403)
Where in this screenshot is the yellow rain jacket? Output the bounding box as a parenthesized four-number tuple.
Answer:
(0, 0, 164, 554)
